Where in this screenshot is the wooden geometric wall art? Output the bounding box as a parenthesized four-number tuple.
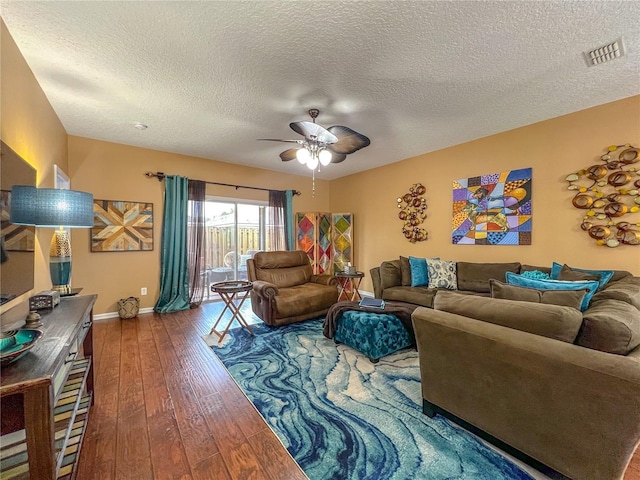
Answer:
(397, 183, 428, 243)
(452, 167, 532, 245)
(565, 144, 640, 247)
(331, 213, 353, 274)
(1, 190, 35, 251)
(91, 200, 153, 252)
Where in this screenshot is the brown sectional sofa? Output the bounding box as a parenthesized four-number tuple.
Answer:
(370, 258, 631, 307)
(371, 258, 640, 480)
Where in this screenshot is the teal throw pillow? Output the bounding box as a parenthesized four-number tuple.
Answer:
(520, 270, 551, 280)
(409, 256, 428, 287)
(505, 272, 599, 312)
(550, 262, 614, 290)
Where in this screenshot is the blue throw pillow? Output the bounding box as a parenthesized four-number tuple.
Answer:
(505, 272, 599, 312)
(550, 262, 614, 290)
(409, 256, 428, 287)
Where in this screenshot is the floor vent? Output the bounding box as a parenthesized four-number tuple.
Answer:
(584, 38, 624, 66)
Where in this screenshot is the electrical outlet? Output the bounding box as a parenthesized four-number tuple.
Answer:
(141, 287, 147, 296)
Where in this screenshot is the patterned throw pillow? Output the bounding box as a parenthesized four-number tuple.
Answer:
(520, 270, 551, 280)
(505, 272, 599, 312)
(427, 259, 457, 290)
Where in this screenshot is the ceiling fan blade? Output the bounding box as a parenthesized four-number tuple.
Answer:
(289, 121, 338, 144)
(328, 152, 348, 163)
(258, 138, 301, 144)
(327, 125, 371, 154)
(279, 148, 300, 162)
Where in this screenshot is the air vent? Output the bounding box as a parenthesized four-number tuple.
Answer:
(584, 38, 624, 66)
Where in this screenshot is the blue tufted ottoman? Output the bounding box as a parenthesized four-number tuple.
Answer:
(334, 309, 412, 362)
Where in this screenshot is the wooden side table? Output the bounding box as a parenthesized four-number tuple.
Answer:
(209, 280, 254, 342)
(335, 272, 365, 302)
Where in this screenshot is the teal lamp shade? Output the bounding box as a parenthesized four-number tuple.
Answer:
(10, 185, 94, 227)
(10, 185, 94, 293)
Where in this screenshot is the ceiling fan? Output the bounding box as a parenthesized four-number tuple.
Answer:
(259, 109, 370, 169)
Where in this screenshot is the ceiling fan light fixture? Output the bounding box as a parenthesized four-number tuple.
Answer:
(261, 108, 370, 176)
(306, 154, 319, 170)
(319, 149, 332, 166)
(296, 147, 310, 164)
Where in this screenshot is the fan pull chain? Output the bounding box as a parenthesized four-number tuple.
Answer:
(312, 169, 316, 197)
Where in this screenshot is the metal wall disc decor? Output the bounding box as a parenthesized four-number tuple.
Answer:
(566, 144, 640, 247)
(397, 183, 428, 242)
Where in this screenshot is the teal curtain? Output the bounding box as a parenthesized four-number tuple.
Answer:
(285, 190, 295, 250)
(154, 175, 191, 313)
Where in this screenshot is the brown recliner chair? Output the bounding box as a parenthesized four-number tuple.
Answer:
(247, 250, 338, 326)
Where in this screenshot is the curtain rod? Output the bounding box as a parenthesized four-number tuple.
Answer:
(144, 171, 301, 196)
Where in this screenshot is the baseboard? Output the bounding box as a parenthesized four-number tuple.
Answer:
(93, 306, 154, 321)
(93, 293, 374, 321)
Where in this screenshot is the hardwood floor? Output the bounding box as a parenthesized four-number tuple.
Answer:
(77, 303, 640, 480)
(77, 303, 306, 480)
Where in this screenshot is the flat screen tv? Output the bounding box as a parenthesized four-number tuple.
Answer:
(1, 141, 36, 305)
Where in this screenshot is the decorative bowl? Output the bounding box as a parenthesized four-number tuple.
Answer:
(0, 329, 43, 366)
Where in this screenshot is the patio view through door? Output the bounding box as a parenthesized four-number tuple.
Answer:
(201, 198, 278, 301)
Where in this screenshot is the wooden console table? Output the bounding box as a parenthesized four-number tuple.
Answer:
(0, 295, 97, 480)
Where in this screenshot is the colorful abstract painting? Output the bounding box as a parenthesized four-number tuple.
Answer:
(331, 213, 353, 274)
(1, 190, 35, 252)
(91, 200, 153, 252)
(452, 168, 532, 245)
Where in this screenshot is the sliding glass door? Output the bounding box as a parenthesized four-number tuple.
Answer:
(202, 198, 264, 300)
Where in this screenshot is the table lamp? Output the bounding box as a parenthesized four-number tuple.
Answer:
(10, 185, 94, 294)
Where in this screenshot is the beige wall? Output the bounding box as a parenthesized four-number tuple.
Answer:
(0, 21, 68, 317)
(331, 95, 640, 294)
(68, 136, 329, 313)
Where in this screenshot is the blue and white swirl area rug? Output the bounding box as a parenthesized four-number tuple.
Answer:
(209, 319, 534, 480)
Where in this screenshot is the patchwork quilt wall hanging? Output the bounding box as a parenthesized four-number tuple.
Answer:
(452, 167, 532, 245)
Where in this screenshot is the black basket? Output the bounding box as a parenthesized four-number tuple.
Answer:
(117, 297, 140, 319)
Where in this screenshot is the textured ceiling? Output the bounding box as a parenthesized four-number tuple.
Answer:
(1, 1, 639, 180)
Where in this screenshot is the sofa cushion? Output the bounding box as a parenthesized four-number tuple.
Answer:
(409, 256, 429, 287)
(575, 299, 640, 355)
(590, 276, 640, 310)
(505, 272, 599, 312)
(382, 286, 435, 308)
(557, 265, 600, 282)
(399, 256, 412, 286)
(252, 251, 313, 288)
(273, 283, 338, 318)
(610, 270, 633, 283)
(550, 262, 614, 290)
(255, 266, 311, 288)
(380, 260, 402, 291)
(253, 250, 308, 269)
(456, 262, 521, 293)
(427, 259, 457, 290)
(434, 291, 583, 343)
(490, 279, 587, 311)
